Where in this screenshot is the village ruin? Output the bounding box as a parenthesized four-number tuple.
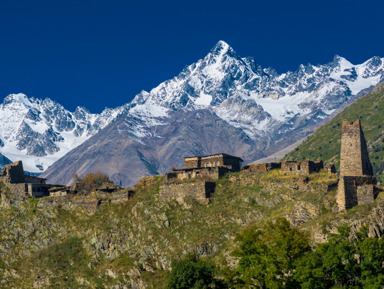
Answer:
(165, 153, 243, 182)
(0, 161, 59, 198)
(160, 153, 242, 204)
(0, 119, 378, 211)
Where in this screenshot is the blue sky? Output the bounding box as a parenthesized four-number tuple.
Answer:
(1, 0, 384, 112)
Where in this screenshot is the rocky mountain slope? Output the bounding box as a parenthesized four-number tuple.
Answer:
(1, 169, 384, 288)
(0, 94, 127, 172)
(283, 81, 384, 183)
(43, 109, 264, 186)
(43, 41, 384, 186)
(3, 41, 384, 182)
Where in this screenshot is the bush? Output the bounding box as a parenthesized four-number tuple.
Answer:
(232, 218, 310, 288)
(73, 172, 113, 194)
(167, 254, 226, 289)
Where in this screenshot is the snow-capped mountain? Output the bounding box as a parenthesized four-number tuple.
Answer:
(41, 41, 384, 186)
(0, 94, 127, 172)
(131, 41, 384, 139)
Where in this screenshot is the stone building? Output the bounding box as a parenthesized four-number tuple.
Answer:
(337, 120, 377, 210)
(241, 162, 281, 173)
(281, 160, 324, 175)
(184, 153, 243, 171)
(0, 161, 61, 197)
(49, 186, 72, 197)
(162, 153, 242, 204)
(0, 161, 26, 183)
(166, 153, 243, 182)
(96, 182, 121, 193)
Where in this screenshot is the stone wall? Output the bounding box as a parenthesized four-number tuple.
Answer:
(241, 162, 281, 173)
(92, 190, 135, 204)
(71, 196, 100, 213)
(0, 161, 25, 183)
(135, 176, 159, 189)
(6, 183, 27, 198)
(185, 157, 201, 169)
(339, 120, 373, 176)
(184, 154, 242, 172)
(159, 182, 215, 205)
(166, 167, 229, 182)
(281, 160, 323, 174)
(337, 176, 377, 210)
(357, 185, 376, 205)
(337, 120, 376, 211)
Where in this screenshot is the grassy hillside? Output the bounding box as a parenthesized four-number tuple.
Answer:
(283, 82, 384, 183)
(1, 168, 384, 288)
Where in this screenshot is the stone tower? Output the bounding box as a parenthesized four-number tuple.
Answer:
(337, 120, 376, 211)
(339, 120, 373, 177)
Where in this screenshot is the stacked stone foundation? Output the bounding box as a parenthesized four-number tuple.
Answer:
(281, 160, 323, 175)
(337, 176, 377, 210)
(166, 167, 229, 182)
(159, 181, 215, 205)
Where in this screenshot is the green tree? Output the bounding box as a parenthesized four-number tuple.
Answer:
(73, 172, 113, 194)
(232, 218, 311, 288)
(167, 254, 225, 289)
(357, 233, 384, 288)
(294, 226, 358, 288)
(294, 225, 384, 289)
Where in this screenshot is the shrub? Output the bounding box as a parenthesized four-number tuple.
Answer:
(167, 254, 226, 289)
(73, 172, 113, 194)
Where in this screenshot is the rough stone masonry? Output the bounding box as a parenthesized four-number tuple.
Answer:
(337, 120, 377, 210)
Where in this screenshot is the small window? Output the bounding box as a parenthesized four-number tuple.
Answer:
(206, 162, 211, 167)
(298, 165, 301, 170)
(215, 161, 219, 166)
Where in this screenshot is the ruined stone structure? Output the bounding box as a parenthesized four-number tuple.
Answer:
(339, 120, 373, 176)
(162, 153, 241, 204)
(0, 161, 26, 183)
(166, 166, 230, 182)
(167, 153, 243, 182)
(0, 161, 61, 197)
(159, 181, 215, 205)
(241, 162, 281, 172)
(184, 153, 243, 171)
(337, 120, 377, 210)
(281, 160, 324, 175)
(96, 182, 121, 193)
(49, 186, 72, 197)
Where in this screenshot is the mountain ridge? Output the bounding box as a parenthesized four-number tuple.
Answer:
(1, 41, 384, 183)
(283, 81, 384, 183)
(41, 41, 384, 186)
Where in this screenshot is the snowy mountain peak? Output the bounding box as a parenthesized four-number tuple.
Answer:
(3, 93, 32, 107)
(3, 41, 384, 178)
(209, 40, 243, 62)
(0, 94, 128, 172)
(365, 56, 382, 68)
(330, 55, 353, 70)
(210, 40, 232, 55)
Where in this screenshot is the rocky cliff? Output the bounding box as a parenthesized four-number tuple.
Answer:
(1, 169, 384, 288)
